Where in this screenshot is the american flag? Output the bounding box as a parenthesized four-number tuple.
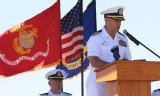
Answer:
(61, 0, 83, 62)
(57, 0, 96, 78)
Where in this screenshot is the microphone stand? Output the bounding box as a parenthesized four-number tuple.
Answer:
(138, 41, 160, 59)
(127, 35, 160, 59)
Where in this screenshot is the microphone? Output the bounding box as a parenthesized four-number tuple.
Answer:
(111, 45, 120, 60)
(123, 29, 160, 59)
(123, 29, 140, 46)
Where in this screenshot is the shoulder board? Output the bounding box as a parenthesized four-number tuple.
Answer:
(39, 93, 48, 96)
(154, 88, 160, 92)
(118, 32, 126, 37)
(62, 92, 72, 95)
(92, 30, 102, 36)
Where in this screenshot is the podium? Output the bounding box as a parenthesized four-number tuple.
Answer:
(95, 61, 160, 96)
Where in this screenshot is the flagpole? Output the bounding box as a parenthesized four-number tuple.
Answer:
(80, 53, 84, 96)
(81, 0, 97, 96)
(57, 0, 63, 69)
(80, 0, 84, 95)
(57, 0, 64, 92)
(57, 0, 63, 72)
(93, 0, 97, 31)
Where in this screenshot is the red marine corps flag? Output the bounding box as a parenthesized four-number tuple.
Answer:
(0, 0, 61, 77)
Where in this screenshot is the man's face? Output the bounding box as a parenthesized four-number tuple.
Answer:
(49, 79, 63, 91)
(105, 18, 122, 32)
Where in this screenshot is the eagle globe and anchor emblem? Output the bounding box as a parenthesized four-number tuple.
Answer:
(10, 24, 39, 54)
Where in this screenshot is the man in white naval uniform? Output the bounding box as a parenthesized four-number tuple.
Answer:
(152, 89, 160, 96)
(86, 6, 132, 96)
(40, 69, 72, 96)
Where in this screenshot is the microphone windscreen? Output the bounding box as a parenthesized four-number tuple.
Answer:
(123, 29, 127, 34)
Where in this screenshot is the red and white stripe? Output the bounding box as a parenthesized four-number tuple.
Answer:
(61, 26, 83, 61)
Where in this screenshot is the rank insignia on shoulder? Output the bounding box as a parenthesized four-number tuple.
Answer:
(62, 92, 72, 96)
(119, 39, 127, 47)
(92, 30, 102, 36)
(154, 88, 160, 92)
(39, 93, 48, 96)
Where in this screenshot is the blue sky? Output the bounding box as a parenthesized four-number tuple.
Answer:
(0, 0, 160, 96)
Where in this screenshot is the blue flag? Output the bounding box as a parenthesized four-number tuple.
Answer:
(57, 0, 96, 78)
(83, 0, 97, 72)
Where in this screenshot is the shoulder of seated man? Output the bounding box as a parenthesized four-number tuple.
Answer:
(39, 93, 48, 96)
(62, 92, 72, 96)
(154, 88, 160, 92)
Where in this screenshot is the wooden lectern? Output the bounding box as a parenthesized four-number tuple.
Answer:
(95, 61, 160, 96)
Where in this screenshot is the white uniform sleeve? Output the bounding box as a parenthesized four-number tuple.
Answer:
(87, 35, 100, 58)
(123, 38, 132, 60)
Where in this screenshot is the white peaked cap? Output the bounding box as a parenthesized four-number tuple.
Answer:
(100, 6, 125, 15)
(45, 69, 66, 80)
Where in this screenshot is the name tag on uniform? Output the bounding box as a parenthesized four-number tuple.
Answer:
(119, 39, 127, 47)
